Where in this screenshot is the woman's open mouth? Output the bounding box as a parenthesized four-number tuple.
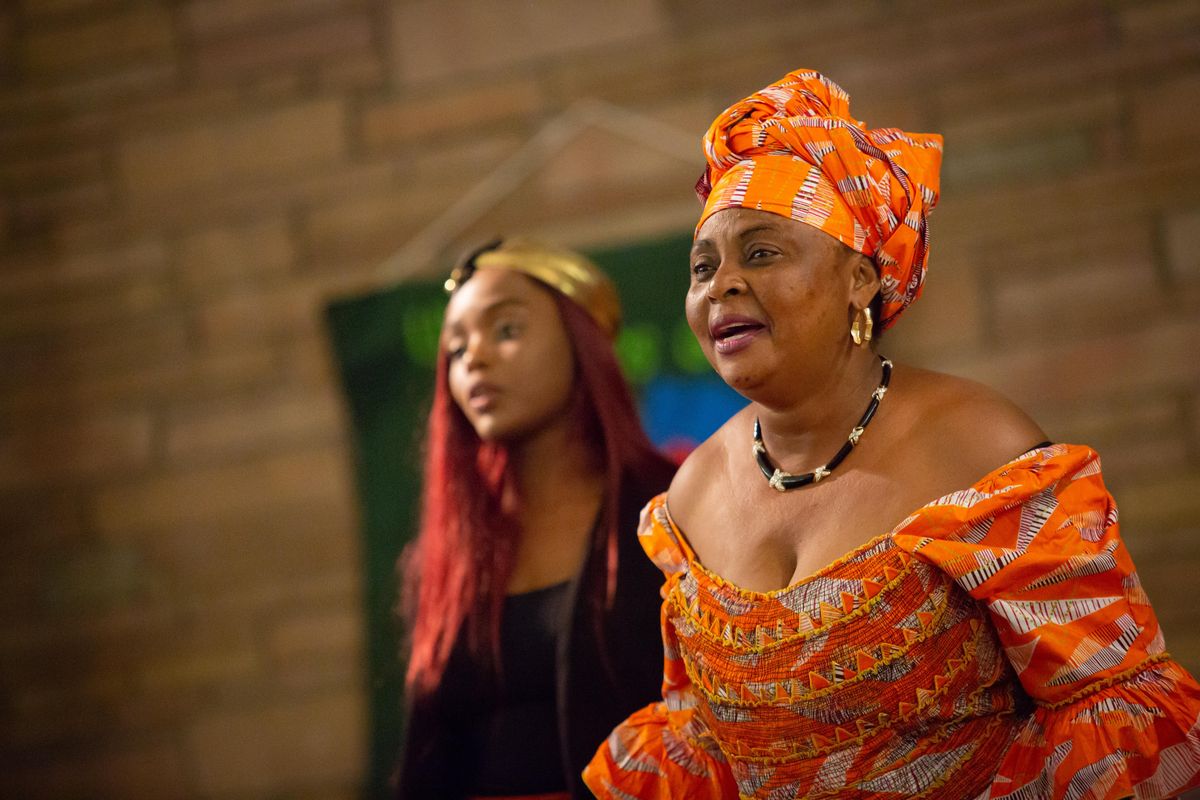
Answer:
(710, 315, 766, 355)
(467, 382, 500, 411)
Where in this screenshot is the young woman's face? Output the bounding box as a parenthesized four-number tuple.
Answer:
(686, 207, 878, 402)
(443, 269, 577, 443)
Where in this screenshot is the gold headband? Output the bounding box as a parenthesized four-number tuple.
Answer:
(444, 239, 622, 339)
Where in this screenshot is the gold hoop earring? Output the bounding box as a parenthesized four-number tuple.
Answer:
(850, 307, 873, 346)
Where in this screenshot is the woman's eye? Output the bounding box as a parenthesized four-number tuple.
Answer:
(749, 247, 776, 260)
(496, 321, 522, 340)
(691, 261, 715, 277)
(446, 343, 465, 360)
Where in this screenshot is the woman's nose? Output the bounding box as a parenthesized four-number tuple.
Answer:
(707, 262, 747, 301)
(461, 334, 489, 368)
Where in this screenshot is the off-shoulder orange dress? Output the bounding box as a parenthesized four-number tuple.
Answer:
(584, 444, 1200, 799)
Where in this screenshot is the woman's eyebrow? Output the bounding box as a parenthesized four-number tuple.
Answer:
(737, 224, 778, 239)
(444, 297, 527, 332)
(693, 224, 780, 254)
(478, 297, 526, 315)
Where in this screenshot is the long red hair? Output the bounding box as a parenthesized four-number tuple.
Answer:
(403, 288, 673, 695)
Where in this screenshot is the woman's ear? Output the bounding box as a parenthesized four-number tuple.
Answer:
(849, 253, 881, 307)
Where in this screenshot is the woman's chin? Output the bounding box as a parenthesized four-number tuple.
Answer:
(467, 416, 504, 442)
(717, 365, 768, 398)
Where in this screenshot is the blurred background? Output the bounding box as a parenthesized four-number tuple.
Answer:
(1, 1, 1199, 798)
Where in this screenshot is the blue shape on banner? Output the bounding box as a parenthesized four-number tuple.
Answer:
(641, 375, 746, 462)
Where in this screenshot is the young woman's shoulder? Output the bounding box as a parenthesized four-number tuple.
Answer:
(892, 365, 1048, 481)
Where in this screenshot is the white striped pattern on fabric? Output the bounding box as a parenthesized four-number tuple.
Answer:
(988, 595, 1120, 636)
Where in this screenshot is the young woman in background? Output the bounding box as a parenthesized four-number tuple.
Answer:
(396, 239, 675, 800)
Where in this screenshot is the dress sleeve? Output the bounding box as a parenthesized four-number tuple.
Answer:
(582, 498, 739, 799)
(893, 444, 1200, 799)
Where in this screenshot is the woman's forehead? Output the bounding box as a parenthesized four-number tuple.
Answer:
(443, 269, 550, 328)
(695, 208, 846, 256)
(694, 207, 800, 246)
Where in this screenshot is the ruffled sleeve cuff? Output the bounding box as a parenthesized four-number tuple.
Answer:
(988, 659, 1200, 799)
(583, 701, 738, 800)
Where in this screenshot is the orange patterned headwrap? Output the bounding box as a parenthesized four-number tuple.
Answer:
(697, 69, 944, 329)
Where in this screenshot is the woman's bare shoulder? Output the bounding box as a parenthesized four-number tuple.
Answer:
(892, 365, 1048, 479)
(668, 404, 751, 512)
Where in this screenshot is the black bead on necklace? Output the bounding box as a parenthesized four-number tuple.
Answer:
(753, 356, 893, 492)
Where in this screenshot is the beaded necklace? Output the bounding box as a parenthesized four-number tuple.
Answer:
(752, 356, 893, 491)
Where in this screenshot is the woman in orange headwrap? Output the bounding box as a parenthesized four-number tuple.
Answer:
(584, 70, 1200, 799)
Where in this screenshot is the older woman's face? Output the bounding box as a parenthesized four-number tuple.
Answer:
(686, 207, 877, 401)
(443, 269, 576, 442)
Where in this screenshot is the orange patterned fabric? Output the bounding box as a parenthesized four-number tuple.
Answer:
(584, 444, 1200, 799)
(697, 69, 944, 330)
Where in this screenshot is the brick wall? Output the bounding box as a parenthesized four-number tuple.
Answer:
(1, 1, 1197, 797)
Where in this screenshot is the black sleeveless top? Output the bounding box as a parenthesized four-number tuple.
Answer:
(395, 470, 676, 800)
(440, 580, 572, 795)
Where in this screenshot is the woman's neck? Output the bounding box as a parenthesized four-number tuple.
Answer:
(755, 347, 884, 471)
(505, 414, 606, 593)
(510, 414, 604, 511)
